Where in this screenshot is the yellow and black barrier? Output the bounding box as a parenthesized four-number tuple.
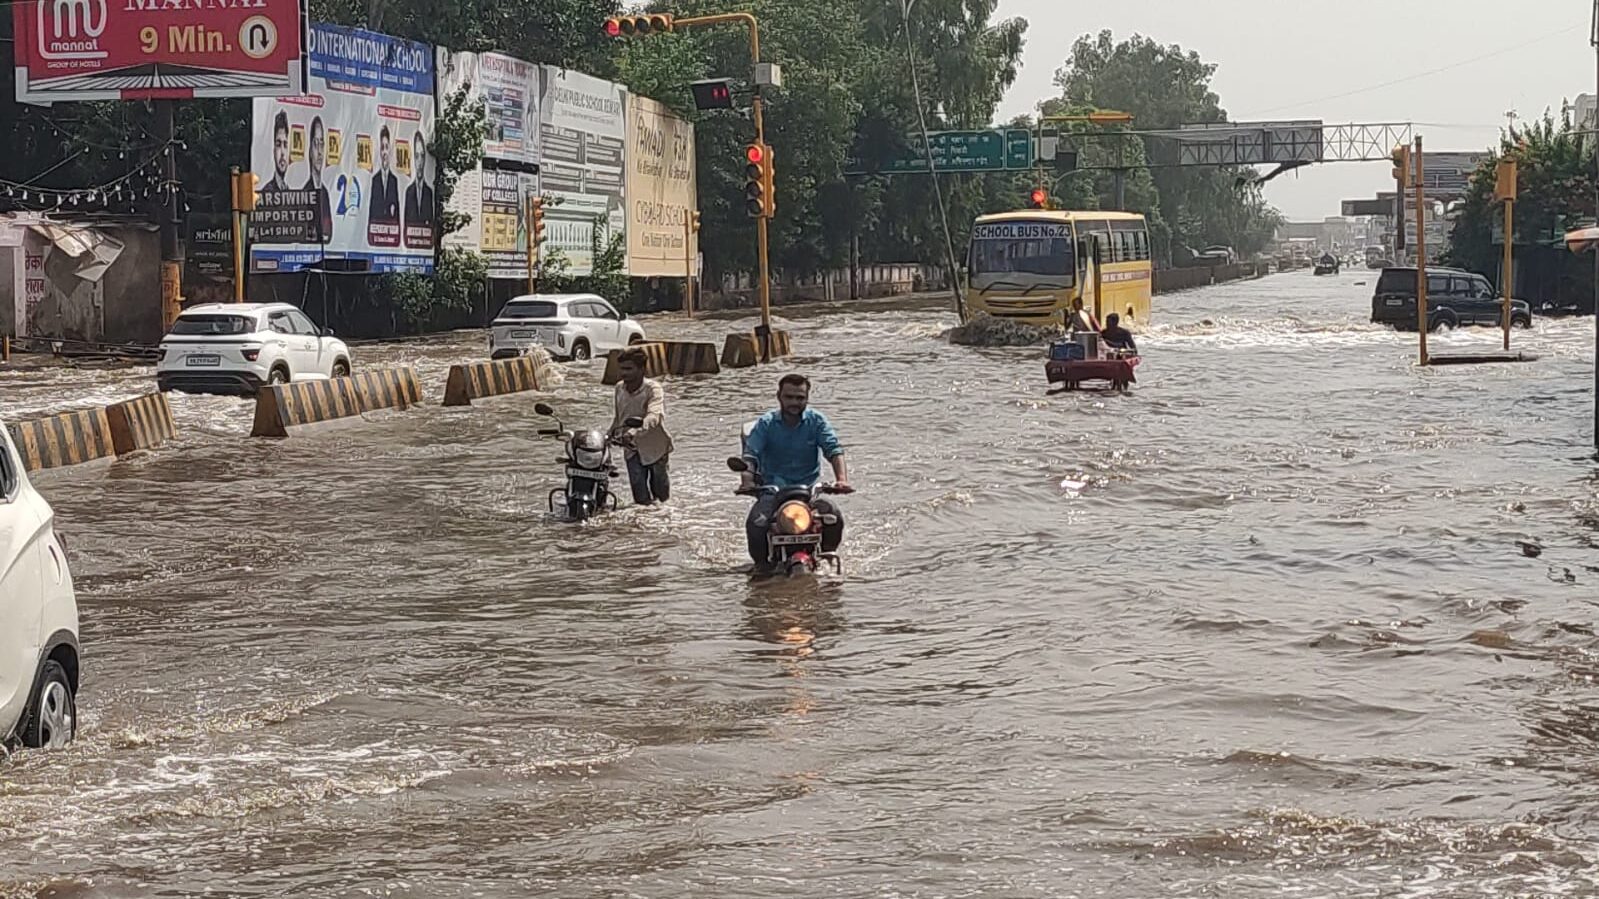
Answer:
(601, 342, 670, 386)
(105, 392, 176, 457)
(6, 407, 117, 473)
(656, 340, 721, 377)
(721, 329, 793, 368)
(251, 367, 423, 438)
(443, 349, 554, 407)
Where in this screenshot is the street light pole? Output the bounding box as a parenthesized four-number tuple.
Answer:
(1592, 0, 1599, 448)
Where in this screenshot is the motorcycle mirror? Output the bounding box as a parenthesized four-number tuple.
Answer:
(623, 417, 644, 429)
(726, 456, 749, 473)
(534, 402, 555, 416)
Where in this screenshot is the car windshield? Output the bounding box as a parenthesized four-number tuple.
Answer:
(170, 314, 255, 336)
(499, 301, 560, 320)
(1375, 270, 1418, 295)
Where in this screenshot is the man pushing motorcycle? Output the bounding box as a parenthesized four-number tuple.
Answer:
(739, 374, 853, 573)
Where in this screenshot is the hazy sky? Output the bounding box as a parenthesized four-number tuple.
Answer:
(993, 0, 1596, 221)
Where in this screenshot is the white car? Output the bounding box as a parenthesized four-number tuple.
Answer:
(157, 303, 353, 395)
(489, 294, 645, 362)
(0, 418, 80, 750)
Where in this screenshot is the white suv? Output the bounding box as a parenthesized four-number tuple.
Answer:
(489, 294, 645, 362)
(0, 418, 80, 750)
(157, 303, 353, 395)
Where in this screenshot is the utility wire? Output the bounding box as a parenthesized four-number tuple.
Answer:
(897, 0, 966, 321)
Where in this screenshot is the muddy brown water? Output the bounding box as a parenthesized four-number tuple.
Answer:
(2, 273, 1597, 897)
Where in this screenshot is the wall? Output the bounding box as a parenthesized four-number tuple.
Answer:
(99, 223, 163, 345)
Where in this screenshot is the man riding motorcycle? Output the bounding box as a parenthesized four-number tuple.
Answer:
(740, 374, 853, 571)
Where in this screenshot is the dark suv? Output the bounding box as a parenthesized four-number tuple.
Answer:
(1371, 266, 1532, 331)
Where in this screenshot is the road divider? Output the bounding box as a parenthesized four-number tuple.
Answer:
(602, 342, 669, 385)
(721, 330, 793, 368)
(444, 349, 555, 407)
(657, 340, 721, 377)
(105, 392, 176, 457)
(6, 407, 117, 473)
(252, 367, 423, 438)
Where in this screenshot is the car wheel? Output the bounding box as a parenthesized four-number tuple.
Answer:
(1512, 314, 1532, 329)
(571, 340, 592, 362)
(269, 366, 290, 385)
(19, 661, 75, 749)
(628, 334, 644, 345)
(1429, 312, 1456, 333)
(332, 359, 350, 378)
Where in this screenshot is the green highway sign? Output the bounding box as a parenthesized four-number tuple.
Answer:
(847, 128, 1036, 175)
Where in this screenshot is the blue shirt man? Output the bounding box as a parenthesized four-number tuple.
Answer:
(740, 374, 852, 570)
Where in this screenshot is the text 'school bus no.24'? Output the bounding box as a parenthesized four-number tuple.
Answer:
(966, 211, 1152, 326)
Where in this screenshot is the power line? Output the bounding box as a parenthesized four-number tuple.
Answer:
(1238, 24, 1584, 118)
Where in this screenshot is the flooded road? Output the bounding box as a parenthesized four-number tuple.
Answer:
(3, 272, 1598, 897)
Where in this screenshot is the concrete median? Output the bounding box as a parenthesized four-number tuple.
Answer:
(656, 340, 721, 377)
(105, 392, 177, 457)
(601, 342, 669, 386)
(6, 407, 117, 473)
(443, 349, 555, 407)
(251, 367, 423, 438)
(721, 330, 793, 368)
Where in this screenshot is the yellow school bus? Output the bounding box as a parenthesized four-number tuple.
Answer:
(965, 210, 1153, 327)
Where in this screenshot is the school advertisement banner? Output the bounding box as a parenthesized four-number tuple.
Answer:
(624, 94, 696, 278)
(438, 49, 541, 280)
(249, 23, 437, 274)
(540, 67, 626, 276)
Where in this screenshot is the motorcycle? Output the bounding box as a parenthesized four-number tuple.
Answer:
(535, 402, 640, 521)
(727, 455, 846, 577)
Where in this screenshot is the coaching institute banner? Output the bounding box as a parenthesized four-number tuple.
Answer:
(438, 48, 541, 280)
(624, 94, 696, 278)
(540, 67, 625, 276)
(249, 23, 436, 274)
(12, 0, 304, 104)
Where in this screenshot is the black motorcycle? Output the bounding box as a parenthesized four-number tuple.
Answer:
(728, 456, 846, 577)
(536, 402, 639, 521)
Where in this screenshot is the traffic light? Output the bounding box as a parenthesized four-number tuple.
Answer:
(231, 169, 258, 213)
(691, 210, 702, 232)
(529, 197, 546, 248)
(1391, 145, 1411, 187)
(690, 78, 734, 111)
(604, 13, 673, 37)
(1028, 188, 1047, 209)
(741, 146, 767, 219)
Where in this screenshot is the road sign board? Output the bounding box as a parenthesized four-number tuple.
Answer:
(846, 129, 1035, 175)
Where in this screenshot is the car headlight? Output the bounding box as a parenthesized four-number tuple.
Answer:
(573, 447, 607, 468)
(775, 501, 812, 535)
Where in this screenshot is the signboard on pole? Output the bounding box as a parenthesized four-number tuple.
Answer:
(249, 24, 436, 274)
(540, 67, 626, 276)
(12, 0, 306, 104)
(438, 48, 541, 280)
(846, 128, 1034, 175)
(624, 94, 696, 278)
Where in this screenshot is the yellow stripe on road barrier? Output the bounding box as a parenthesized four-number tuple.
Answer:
(6, 407, 116, 473)
(251, 367, 423, 437)
(105, 392, 177, 457)
(442, 349, 554, 407)
(720, 330, 792, 368)
(601, 343, 670, 386)
(655, 340, 721, 377)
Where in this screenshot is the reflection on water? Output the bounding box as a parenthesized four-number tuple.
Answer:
(2, 271, 1597, 897)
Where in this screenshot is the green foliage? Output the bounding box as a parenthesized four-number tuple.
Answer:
(384, 247, 488, 332)
(540, 221, 630, 308)
(432, 85, 489, 240)
(1445, 112, 1596, 276)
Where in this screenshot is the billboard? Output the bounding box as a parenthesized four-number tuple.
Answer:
(540, 67, 626, 275)
(249, 24, 436, 274)
(438, 49, 541, 280)
(624, 94, 696, 278)
(12, 0, 305, 104)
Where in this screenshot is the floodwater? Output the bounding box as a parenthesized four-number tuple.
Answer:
(2, 272, 1597, 898)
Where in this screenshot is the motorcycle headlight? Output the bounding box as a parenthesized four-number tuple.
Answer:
(574, 446, 607, 469)
(775, 501, 812, 535)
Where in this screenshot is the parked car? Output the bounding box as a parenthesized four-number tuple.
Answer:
(156, 303, 352, 395)
(488, 294, 646, 362)
(0, 417, 80, 751)
(1371, 266, 1532, 331)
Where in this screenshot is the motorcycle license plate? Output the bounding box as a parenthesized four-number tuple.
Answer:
(770, 535, 821, 546)
(567, 467, 607, 480)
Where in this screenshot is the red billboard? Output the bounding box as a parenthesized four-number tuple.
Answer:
(12, 0, 305, 104)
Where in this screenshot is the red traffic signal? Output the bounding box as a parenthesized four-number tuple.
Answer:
(746, 144, 765, 165)
(1028, 189, 1047, 209)
(604, 18, 621, 36)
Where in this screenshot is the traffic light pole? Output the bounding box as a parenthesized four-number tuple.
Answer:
(672, 12, 774, 359)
